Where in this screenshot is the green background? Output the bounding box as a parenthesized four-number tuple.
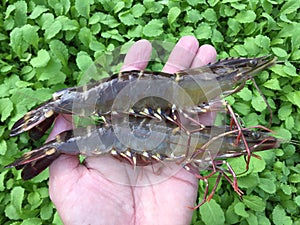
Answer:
(0, 0, 299, 224)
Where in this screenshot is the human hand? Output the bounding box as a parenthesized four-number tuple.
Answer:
(48, 36, 217, 225)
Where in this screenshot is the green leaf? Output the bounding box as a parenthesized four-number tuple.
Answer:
(238, 173, 259, 188)
(0, 140, 7, 155)
(1, 64, 13, 73)
(246, 212, 259, 225)
(114, 1, 125, 13)
(37, 58, 66, 85)
(89, 40, 105, 52)
(45, 20, 62, 40)
(212, 29, 224, 43)
(53, 212, 64, 225)
(40, 13, 55, 30)
(234, 202, 249, 217)
(278, 104, 292, 120)
(22, 24, 39, 49)
(255, 35, 270, 50)
(0, 170, 7, 192)
(223, 5, 236, 17)
(232, 45, 248, 56)
(0, 98, 14, 122)
(186, 9, 202, 23)
(21, 218, 42, 225)
(280, 0, 300, 14)
(100, 14, 120, 28)
(58, 16, 79, 31)
(29, 5, 49, 19)
(143, 19, 164, 37)
(5, 204, 19, 220)
(280, 183, 292, 195)
(270, 64, 288, 77)
(27, 191, 42, 209)
(243, 195, 265, 212)
(91, 23, 101, 34)
(75, 0, 90, 18)
(195, 23, 212, 40)
(233, 102, 250, 115)
(272, 127, 292, 141)
(289, 91, 300, 108)
(207, 0, 219, 7)
(76, 51, 94, 72)
(244, 37, 260, 55)
(14, 1, 27, 27)
(225, 204, 240, 224)
(283, 63, 298, 77)
(78, 27, 92, 47)
(257, 215, 271, 225)
(119, 11, 135, 26)
(127, 25, 143, 38)
(200, 199, 225, 225)
(289, 174, 300, 183)
(11, 186, 25, 213)
(101, 29, 125, 42)
(291, 49, 300, 60)
(251, 156, 266, 173)
(285, 116, 294, 130)
(263, 78, 281, 90)
(272, 205, 293, 225)
(168, 7, 181, 25)
(251, 94, 267, 112)
(10, 27, 29, 57)
(187, 0, 201, 6)
(228, 18, 240, 36)
(5, 4, 15, 19)
(271, 47, 288, 58)
(30, 49, 50, 67)
(40, 203, 53, 220)
(49, 40, 69, 66)
(60, 0, 71, 14)
(235, 10, 256, 23)
(236, 87, 252, 101)
(258, 178, 276, 194)
(143, 0, 163, 14)
(203, 8, 217, 22)
(131, 4, 145, 17)
(295, 196, 300, 206)
(232, 2, 246, 10)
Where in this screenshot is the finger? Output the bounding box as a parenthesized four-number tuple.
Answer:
(46, 114, 73, 142)
(162, 36, 199, 73)
(191, 44, 218, 125)
(190, 44, 217, 68)
(121, 40, 152, 71)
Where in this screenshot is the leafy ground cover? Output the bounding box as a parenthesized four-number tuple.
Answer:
(0, 0, 299, 224)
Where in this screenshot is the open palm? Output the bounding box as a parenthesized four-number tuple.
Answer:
(48, 36, 217, 225)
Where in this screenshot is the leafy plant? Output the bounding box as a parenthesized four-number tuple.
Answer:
(0, 0, 299, 224)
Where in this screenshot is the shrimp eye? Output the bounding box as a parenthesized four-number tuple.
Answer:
(248, 59, 258, 67)
(251, 131, 261, 139)
(52, 89, 69, 100)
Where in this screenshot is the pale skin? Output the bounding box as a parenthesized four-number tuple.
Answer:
(48, 36, 217, 225)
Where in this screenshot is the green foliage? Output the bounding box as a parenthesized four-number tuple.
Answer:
(0, 0, 299, 224)
(200, 199, 225, 225)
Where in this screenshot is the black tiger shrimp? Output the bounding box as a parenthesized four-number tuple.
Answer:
(10, 55, 276, 139)
(6, 55, 279, 206)
(6, 117, 278, 179)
